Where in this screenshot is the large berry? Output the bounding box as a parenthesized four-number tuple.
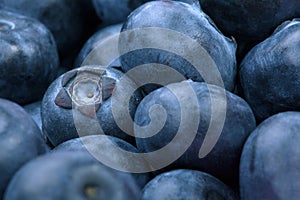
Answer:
(42, 65, 143, 146)
(239, 19, 300, 121)
(0, 10, 59, 104)
(0, 98, 48, 197)
(142, 169, 238, 200)
(54, 135, 152, 188)
(134, 81, 256, 188)
(240, 112, 300, 200)
(4, 152, 141, 200)
(119, 0, 237, 92)
(200, 0, 300, 42)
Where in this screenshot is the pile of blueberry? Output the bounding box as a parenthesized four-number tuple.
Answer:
(0, 0, 299, 199)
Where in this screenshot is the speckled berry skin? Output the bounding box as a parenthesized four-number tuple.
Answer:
(0, 10, 59, 104)
(239, 19, 300, 121)
(0, 98, 48, 197)
(240, 112, 300, 200)
(119, 0, 237, 92)
(42, 65, 143, 146)
(4, 152, 141, 200)
(142, 169, 238, 200)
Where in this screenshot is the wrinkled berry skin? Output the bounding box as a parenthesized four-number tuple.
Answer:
(135, 81, 256, 189)
(42, 65, 143, 146)
(142, 169, 238, 200)
(240, 112, 300, 200)
(0, 98, 48, 197)
(75, 23, 123, 68)
(239, 19, 300, 122)
(4, 152, 141, 200)
(200, 0, 300, 43)
(0, 10, 59, 105)
(119, 0, 237, 92)
(53, 135, 152, 188)
(0, 0, 92, 60)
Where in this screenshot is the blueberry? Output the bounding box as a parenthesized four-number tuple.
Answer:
(4, 151, 141, 200)
(53, 135, 152, 188)
(142, 169, 238, 200)
(119, 0, 237, 92)
(199, 0, 300, 43)
(240, 112, 300, 200)
(200, 0, 300, 63)
(0, 0, 95, 61)
(239, 19, 300, 121)
(0, 98, 48, 197)
(42, 65, 143, 146)
(134, 81, 256, 189)
(0, 10, 59, 104)
(75, 23, 123, 68)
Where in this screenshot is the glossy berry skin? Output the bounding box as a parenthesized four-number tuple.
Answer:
(42, 65, 143, 146)
(240, 112, 300, 200)
(4, 152, 141, 200)
(119, 0, 237, 92)
(200, 0, 300, 43)
(0, 98, 48, 197)
(0, 10, 59, 104)
(142, 169, 238, 200)
(239, 19, 300, 121)
(134, 81, 256, 189)
(53, 135, 152, 188)
(75, 23, 123, 68)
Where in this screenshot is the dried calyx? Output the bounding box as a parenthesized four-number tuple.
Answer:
(54, 66, 117, 117)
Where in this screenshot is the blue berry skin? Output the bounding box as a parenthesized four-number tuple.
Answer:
(239, 19, 300, 121)
(119, 0, 237, 92)
(53, 135, 152, 189)
(240, 112, 300, 200)
(4, 151, 141, 200)
(142, 169, 238, 200)
(0, 10, 59, 104)
(135, 81, 256, 189)
(0, 98, 49, 197)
